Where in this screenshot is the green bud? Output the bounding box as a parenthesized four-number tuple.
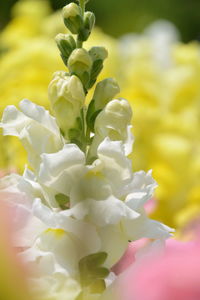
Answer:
(48, 71, 85, 140)
(68, 48, 93, 88)
(55, 34, 76, 66)
(93, 78, 120, 110)
(89, 46, 108, 62)
(62, 3, 83, 34)
(79, 12, 95, 42)
(88, 46, 108, 88)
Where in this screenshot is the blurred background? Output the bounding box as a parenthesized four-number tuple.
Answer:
(0, 0, 200, 42)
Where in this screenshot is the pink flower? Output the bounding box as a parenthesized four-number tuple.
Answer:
(0, 201, 33, 300)
(116, 238, 200, 300)
(112, 238, 148, 275)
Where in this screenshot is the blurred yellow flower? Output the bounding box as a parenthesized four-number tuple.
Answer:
(119, 24, 200, 229)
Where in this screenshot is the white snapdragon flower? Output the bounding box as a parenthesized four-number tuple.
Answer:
(89, 99, 134, 160)
(0, 99, 63, 171)
(0, 95, 172, 297)
(48, 72, 85, 140)
(20, 228, 82, 300)
(33, 137, 172, 268)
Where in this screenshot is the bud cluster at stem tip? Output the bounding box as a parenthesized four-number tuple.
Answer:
(50, 0, 123, 154)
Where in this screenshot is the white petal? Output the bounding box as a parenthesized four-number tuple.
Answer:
(124, 125, 134, 156)
(19, 99, 60, 137)
(123, 214, 173, 240)
(39, 144, 85, 195)
(70, 196, 139, 227)
(0, 105, 28, 136)
(98, 224, 129, 268)
(70, 168, 112, 206)
(97, 138, 133, 194)
(33, 199, 101, 255)
(125, 170, 157, 209)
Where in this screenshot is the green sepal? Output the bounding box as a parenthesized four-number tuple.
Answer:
(78, 12, 95, 42)
(75, 279, 106, 300)
(60, 54, 69, 67)
(56, 35, 76, 66)
(68, 114, 85, 150)
(64, 14, 84, 35)
(89, 279, 106, 293)
(88, 59, 104, 89)
(81, 71, 90, 88)
(79, 252, 109, 287)
(68, 128, 81, 140)
(55, 193, 70, 209)
(86, 99, 102, 132)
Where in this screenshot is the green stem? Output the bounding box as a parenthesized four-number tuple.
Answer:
(77, 38, 83, 48)
(86, 126, 91, 144)
(77, 0, 85, 48)
(79, 0, 85, 16)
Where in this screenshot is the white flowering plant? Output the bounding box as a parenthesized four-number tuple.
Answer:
(0, 1, 173, 299)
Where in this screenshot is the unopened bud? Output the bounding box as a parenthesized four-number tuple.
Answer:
(48, 72, 85, 139)
(89, 46, 108, 62)
(62, 3, 83, 34)
(79, 12, 95, 41)
(55, 34, 76, 66)
(93, 78, 120, 110)
(88, 47, 108, 88)
(95, 99, 132, 136)
(68, 48, 93, 87)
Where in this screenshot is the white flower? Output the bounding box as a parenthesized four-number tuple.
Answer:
(0, 93, 173, 299)
(89, 99, 134, 159)
(0, 173, 45, 248)
(48, 72, 85, 139)
(33, 137, 172, 267)
(0, 99, 63, 170)
(21, 232, 82, 300)
(38, 143, 86, 196)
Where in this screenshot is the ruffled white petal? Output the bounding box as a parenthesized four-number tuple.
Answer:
(38, 144, 85, 195)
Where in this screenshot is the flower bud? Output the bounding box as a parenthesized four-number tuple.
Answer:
(89, 46, 108, 62)
(62, 3, 83, 34)
(48, 71, 85, 139)
(93, 78, 120, 110)
(79, 11, 95, 42)
(95, 99, 132, 137)
(55, 34, 76, 66)
(68, 48, 93, 87)
(88, 47, 108, 88)
(88, 99, 133, 159)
